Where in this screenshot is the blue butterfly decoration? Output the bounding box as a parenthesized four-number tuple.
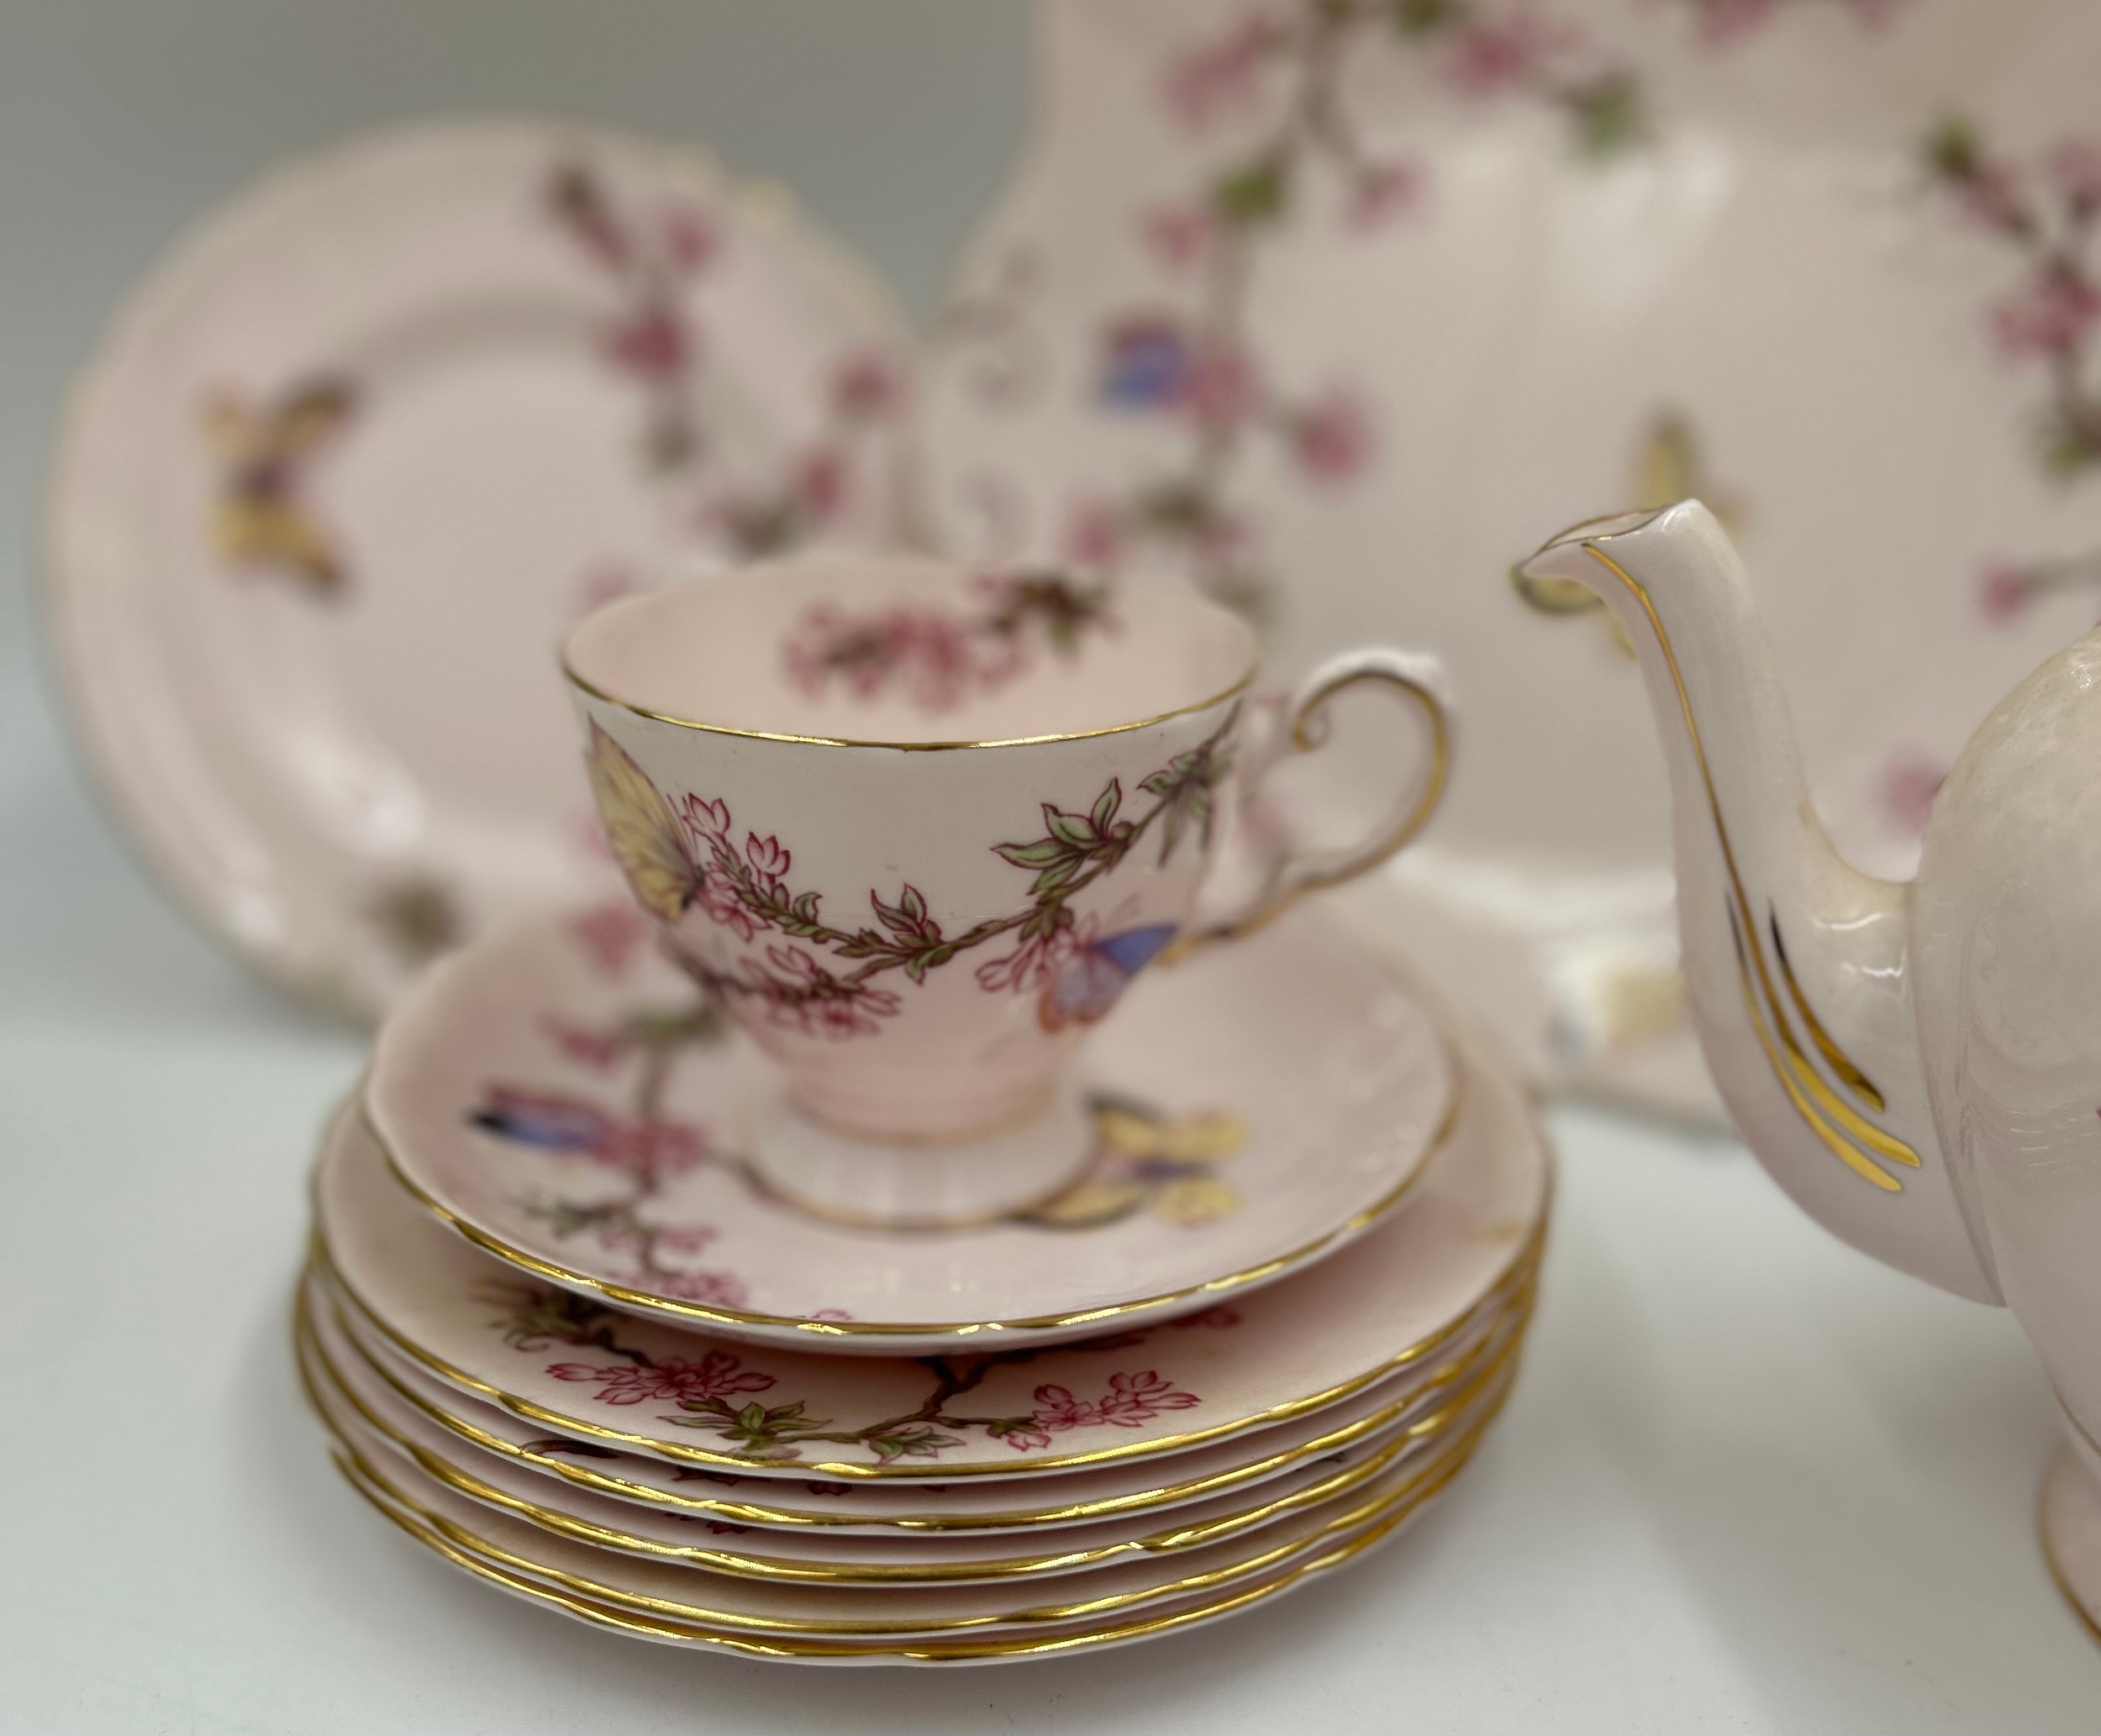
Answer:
(1040, 923, 1179, 1030)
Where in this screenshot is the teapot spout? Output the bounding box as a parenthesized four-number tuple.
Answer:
(1520, 502, 1998, 1302)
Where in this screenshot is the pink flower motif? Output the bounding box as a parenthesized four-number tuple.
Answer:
(808, 1308, 854, 1322)
(1029, 1384, 1095, 1433)
(656, 1225, 719, 1253)
(1978, 559, 2034, 624)
(1140, 203, 1215, 271)
(794, 447, 850, 523)
(660, 206, 720, 273)
(604, 304, 692, 380)
(603, 1118, 708, 1182)
(1991, 267, 2101, 360)
(1289, 388, 1375, 485)
(1095, 1370, 1200, 1425)
(765, 943, 821, 985)
(695, 871, 766, 942)
(1347, 160, 1424, 231)
(831, 351, 901, 421)
(541, 1016, 627, 1071)
(975, 918, 1087, 995)
(745, 833, 792, 884)
(548, 1351, 773, 1407)
(653, 1268, 748, 1307)
(2050, 139, 2101, 215)
(1879, 750, 1946, 839)
(1062, 498, 1128, 571)
(1182, 345, 1259, 432)
(1688, 0, 1781, 47)
(1000, 1426, 1055, 1453)
(1162, 13, 1282, 132)
(1441, 11, 1582, 99)
(679, 794, 732, 843)
(568, 900, 651, 977)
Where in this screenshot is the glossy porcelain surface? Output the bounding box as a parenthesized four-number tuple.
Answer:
(918, 0, 2101, 1117)
(1524, 497, 2101, 1639)
(2042, 1447, 2101, 1648)
(45, 118, 912, 1017)
(566, 554, 1445, 1148)
(365, 905, 1455, 1350)
(314, 1023, 1549, 1479)
(300, 1275, 1514, 1584)
(314, 1379, 1490, 1662)
(318, 1262, 1530, 1533)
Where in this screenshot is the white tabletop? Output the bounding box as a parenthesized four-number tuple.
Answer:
(4, 3, 2100, 1728)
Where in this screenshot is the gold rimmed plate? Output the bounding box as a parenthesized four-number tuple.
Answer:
(363, 907, 1458, 1353)
(313, 1372, 1503, 1648)
(311, 1013, 1549, 1481)
(313, 1247, 1535, 1533)
(298, 1265, 1527, 1582)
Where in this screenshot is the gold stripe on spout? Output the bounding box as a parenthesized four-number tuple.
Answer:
(1577, 543, 1919, 1190)
(1769, 914, 1888, 1113)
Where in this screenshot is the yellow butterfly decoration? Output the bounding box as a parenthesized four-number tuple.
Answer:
(1510, 408, 1748, 652)
(585, 723, 703, 923)
(1019, 1100, 1245, 1230)
(201, 376, 356, 597)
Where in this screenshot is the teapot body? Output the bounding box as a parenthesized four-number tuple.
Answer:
(1915, 629, 2101, 1449)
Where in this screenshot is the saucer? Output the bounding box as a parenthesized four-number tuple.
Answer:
(298, 1273, 1518, 1585)
(45, 118, 912, 1018)
(313, 1377, 1495, 1649)
(312, 1013, 1547, 1479)
(317, 1254, 1532, 1532)
(364, 906, 1456, 1352)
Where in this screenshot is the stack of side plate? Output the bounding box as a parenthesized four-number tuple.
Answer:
(295, 906, 1551, 1665)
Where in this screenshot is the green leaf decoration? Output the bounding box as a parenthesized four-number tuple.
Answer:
(1044, 807, 1100, 849)
(1213, 155, 1291, 226)
(993, 837, 1072, 870)
(1089, 781, 1123, 834)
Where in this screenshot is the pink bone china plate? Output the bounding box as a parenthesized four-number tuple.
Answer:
(313, 1019, 1545, 1481)
(45, 118, 913, 1018)
(361, 905, 1456, 1354)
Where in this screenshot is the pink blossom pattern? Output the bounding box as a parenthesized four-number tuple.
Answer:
(1878, 750, 1947, 840)
(548, 1351, 773, 1407)
(482, 1279, 1218, 1465)
(568, 899, 652, 978)
(1925, 118, 2101, 622)
(547, 160, 714, 473)
(585, 705, 1235, 1045)
(782, 572, 1111, 714)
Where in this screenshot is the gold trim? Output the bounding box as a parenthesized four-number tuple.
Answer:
(295, 1282, 1524, 1585)
(1567, 539, 1919, 1192)
(328, 1421, 1482, 1660)
(1169, 661, 1451, 958)
(561, 661, 1257, 754)
(360, 1037, 1465, 1342)
(1767, 915, 1887, 1113)
(308, 1174, 1549, 1480)
(314, 1376, 1505, 1637)
(315, 1261, 1535, 1529)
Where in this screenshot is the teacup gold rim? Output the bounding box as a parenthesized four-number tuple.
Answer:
(313, 1371, 1508, 1637)
(326, 1418, 1484, 1660)
(358, 1033, 1465, 1342)
(313, 1258, 1536, 1530)
(294, 1279, 1524, 1586)
(560, 660, 1259, 752)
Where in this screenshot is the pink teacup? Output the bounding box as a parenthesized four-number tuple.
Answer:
(565, 555, 1445, 1213)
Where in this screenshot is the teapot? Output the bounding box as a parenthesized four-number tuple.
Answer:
(1519, 500, 2101, 1627)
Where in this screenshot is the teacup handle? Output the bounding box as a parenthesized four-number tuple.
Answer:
(1171, 649, 1451, 959)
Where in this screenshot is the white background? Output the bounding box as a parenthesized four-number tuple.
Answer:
(3, 3, 2098, 1728)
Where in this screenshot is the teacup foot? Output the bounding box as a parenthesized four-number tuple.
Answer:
(735, 1081, 1096, 1233)
(2040, 1445, 2101, 1648)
